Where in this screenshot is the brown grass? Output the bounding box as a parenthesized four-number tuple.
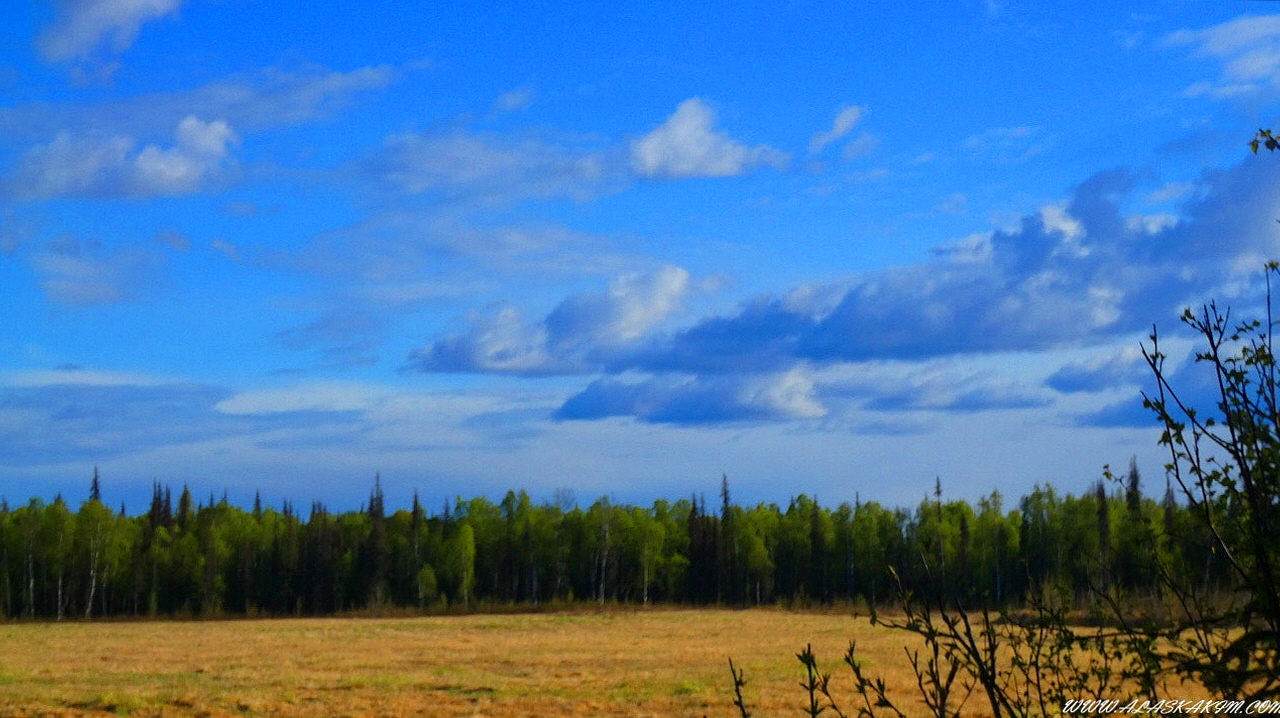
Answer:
(0, 607, 934, 718)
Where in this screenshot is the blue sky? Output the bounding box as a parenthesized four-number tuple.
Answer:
(4, 1, 1280, 513)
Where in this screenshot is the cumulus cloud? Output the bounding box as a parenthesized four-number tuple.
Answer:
(408, 265, 693, 376)
(616, 159, 1280, 378)
(37, 0, 182, 63)
(809, 105, 865, 154)
(409, 303, 565, 375)
(397, 151, 1280, 427)
(546, 266, 690, 348)
(1167, 14, 1280, 98)
(11, 116, 237, 199)
(630, 98, 788, 179)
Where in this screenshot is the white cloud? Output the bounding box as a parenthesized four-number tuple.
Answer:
(412, 304, 562, 375)
(630, 98, 789, 179)
(809, 105, 865, 154)
(11, 116, 237, 199)
(37, 0, 183, 63)
(410, 265, 695, 376)
(547, 265, 691, 347)
(132, 116, 237, 194)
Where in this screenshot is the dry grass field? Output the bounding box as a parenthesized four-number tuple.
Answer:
(0, 608, 931, 718)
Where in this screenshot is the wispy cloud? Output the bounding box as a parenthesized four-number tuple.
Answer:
(493, 86, 534, 114)
(962, 125, 1046, 163)
(364, 129, 618, 203)
(0, 379, 236, 466)
(1046, 346, 1150, 394)
(36, 0, 183, 63)
(1168, 14, 1280, 99)
(809, 105, 865, 154)
(859, 371, 1051, 413)
(9, 116, 238, 199)
(29, 235, 165, 306)
(0, 63, 396, 143)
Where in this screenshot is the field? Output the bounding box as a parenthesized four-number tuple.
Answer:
(0, 608, 932, 718)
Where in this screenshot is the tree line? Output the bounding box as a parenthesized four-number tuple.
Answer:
(0, 463, 1227, 620)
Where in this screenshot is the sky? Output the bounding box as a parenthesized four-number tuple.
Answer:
(4, 1, 1280, 514)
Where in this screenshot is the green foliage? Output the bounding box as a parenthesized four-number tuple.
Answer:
(1250, 129, 1279, 154)
(0, 468, 1239, 620)
(1141, 264, 1280, 701)
(720, 265, 1280, 717)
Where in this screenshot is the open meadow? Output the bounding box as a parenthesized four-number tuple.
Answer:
(0, 608, 928, 718)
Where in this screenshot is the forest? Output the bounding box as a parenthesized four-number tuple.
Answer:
(0, 463, 1219, 620)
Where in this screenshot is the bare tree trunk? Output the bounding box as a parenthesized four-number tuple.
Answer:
(84, 567, 96, 619)
(642, 554, 649, 606)
(597, 518, 609, 605)
(84, 533, 99, 619)
(25, 539, 34, 618)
